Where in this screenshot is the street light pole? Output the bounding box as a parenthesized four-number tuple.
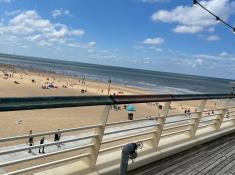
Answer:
(107, 79, 111, 95)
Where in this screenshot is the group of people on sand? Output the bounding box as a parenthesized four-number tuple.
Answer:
(26, 129, 61, 154)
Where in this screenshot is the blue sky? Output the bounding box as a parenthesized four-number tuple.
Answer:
(0, 0, 235, 79)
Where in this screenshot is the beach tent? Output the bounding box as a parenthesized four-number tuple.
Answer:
(126, 105, 136, 112)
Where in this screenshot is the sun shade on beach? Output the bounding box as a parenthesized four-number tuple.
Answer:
(126, 105, 136, 112)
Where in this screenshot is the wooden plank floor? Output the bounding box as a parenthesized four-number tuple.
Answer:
(129, 132, 235, 175)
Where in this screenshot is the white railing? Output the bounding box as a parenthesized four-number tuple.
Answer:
(0, 94, 234, 174)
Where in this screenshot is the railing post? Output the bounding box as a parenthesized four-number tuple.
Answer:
(215, 99, 230, 130)
(190, 100, 207, 137)
(152, 101, 171, 150)
(89, 105, 111, 168)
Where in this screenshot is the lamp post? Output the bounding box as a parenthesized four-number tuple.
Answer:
(12, 67, 14, 78)
(107, 78, 111, 95)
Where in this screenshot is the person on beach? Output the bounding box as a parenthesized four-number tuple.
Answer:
(54, 129, 61, 148)
(39, 137, 45, 154)
(186, 108, 191, 117)
(27, 130, 34, 153)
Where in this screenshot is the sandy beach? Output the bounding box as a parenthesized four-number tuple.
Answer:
(0, 64, 229, 174)
(0, 64, 226, 137)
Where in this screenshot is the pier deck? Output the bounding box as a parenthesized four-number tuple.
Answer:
(129, 132, 235, 175)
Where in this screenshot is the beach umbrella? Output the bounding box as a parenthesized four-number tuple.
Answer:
(126, 105, 136, 112)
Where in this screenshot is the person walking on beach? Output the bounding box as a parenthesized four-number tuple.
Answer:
(27, 130, 34, 153)
(39, 137, 45, 154)
(54, 129, 61, 148)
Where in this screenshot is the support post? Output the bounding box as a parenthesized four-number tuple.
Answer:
(190, 100, 207, 137)
(89, 105, 111, 168)
(215, 99, 230, 130)
(152, 101, 171, 150)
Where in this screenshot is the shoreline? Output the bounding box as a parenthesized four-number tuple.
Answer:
(0, 62, 204, 95)
(0, 62, 155, 97)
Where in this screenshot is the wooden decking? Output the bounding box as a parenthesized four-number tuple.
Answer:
(129, 132, 235, 175)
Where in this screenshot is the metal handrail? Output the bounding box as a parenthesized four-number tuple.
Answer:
(105, 124, 157, 135)
(0, 134, 97, 156)
(100, 138, 152, 153)
(102, 130, 156, 144)
(165, 118, 191, 124)
(0, 124, 101, 143)
(0, 94, 234, 112)
(106, 118, 154, 126)
(161, 128, 191, 137)
(198, 123, 215, 128)
(163, 123, 193, 130)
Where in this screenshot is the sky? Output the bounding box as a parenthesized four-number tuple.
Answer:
(0, 0, 235, 79)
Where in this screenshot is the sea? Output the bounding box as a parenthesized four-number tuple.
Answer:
(0, 53, 234, 94)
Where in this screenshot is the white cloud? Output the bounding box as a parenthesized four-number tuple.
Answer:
(82, 41, 96, 49)
(194, 52, 235, 61)
(191, 58, 203, 68)
(220, 52, 228, 57)
(52, 9, 62, 17)
(38, 40, 52, 46)
(173, 25, 203, 34)
(51, 9, 71, 18)
(67, 41, 96, 49)
(64, 10, 70, 15)
(149, 46, 162, 52)
(69, 29, 85, 36)
(206, 35, 220, 41)
(138, 57, 152, 64)
(26, 34, 41, 42)
(143, 57, 151, 60)
(194, 54, 222, 61)
(151, 0, 235, 34)
(143, 37, 164, 45)
(0, 10, 85, 47)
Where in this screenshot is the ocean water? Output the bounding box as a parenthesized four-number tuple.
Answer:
(0, 53, 234, 94)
